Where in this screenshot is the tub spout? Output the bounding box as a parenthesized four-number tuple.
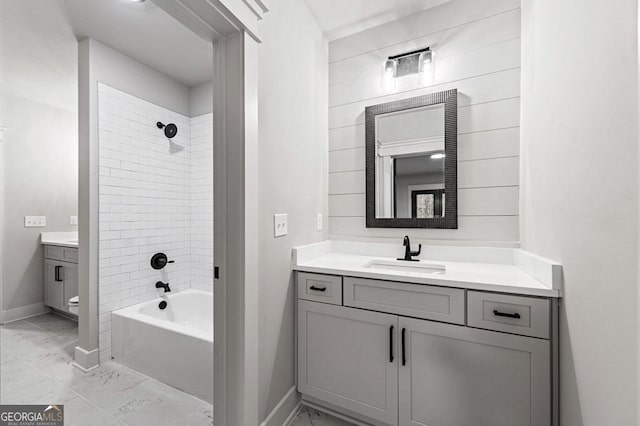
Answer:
(155, 281, 171, 293)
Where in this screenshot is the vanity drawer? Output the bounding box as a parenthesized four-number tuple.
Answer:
(62, 248, 78, 263)
(44, 246, 78, 263)
(467, 291, 550, 339)
(297, 272, 342, 305)
(343, 277, 465, 325)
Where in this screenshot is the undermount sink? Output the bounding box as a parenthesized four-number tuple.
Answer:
(363, 259, 446, 275)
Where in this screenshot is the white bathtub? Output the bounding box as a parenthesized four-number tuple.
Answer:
(111, 289, 213, 403)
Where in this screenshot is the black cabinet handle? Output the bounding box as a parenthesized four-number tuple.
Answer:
(389, 325, 394, 363)
(401, 328, 406, 366)
(54, 265, 63, 282)
(309, 285, 326, 292)
(493, 309, 521, 319)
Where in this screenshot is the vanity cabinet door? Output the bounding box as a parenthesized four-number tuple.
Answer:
(62, 262, 79, 312)
(398, 317, 550, 426)
(44, 260, 64, 310)
(298, 300, 398, 425)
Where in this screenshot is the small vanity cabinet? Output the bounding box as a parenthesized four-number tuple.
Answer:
(297, 272, 558, 426)
(43, 245, 79, 314)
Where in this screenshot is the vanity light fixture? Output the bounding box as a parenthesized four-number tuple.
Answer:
(431, 153, 445, 160)
(128, 0, 146, 3)
(381, 47, 435, 89)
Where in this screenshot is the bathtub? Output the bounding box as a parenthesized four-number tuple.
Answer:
(111, 289, 213, 403)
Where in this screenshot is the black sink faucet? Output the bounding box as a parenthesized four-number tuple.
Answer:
(155, 281, 171, 293)
(398, 236, 421, 262)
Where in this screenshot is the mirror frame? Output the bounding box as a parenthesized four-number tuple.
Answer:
(365, 89, 458, 228)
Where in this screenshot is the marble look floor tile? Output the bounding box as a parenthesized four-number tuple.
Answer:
(58, 361, 149, 401)
(3, 373, 77, 405)
(291, 406, 358, 426)
(62, 394, 124, 426)
(0, 362, 52, 403)
(116, 379, 213, 425)
(24, 313, 77, 331)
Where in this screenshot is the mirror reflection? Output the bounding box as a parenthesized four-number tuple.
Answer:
(375, 103, 446, 219)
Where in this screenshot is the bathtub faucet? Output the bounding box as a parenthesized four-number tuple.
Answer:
(155, 281, 171, 293)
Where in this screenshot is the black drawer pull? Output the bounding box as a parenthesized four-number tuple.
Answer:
(389, 325, 394, 363)
(493, 309, 521, 319)
(54, 265, 63, 282)
(309, 285, 326, 292)
(401, 328, 406, 366)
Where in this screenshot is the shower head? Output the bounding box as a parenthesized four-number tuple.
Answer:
(156, 122, 178, 139)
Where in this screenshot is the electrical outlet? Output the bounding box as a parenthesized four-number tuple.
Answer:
(24, 216, 46, 228)
(316, 213, 323, 231)
(273, 213, 288, 237)
(70, 216, 78, 226)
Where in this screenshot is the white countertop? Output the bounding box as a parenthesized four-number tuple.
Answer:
(293, 241, 562, 298)
(40, 232, 78, 248)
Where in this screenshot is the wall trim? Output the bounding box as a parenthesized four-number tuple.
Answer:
(73, 346, 100, 372)
(1, 302, 49, 324)
(260, 386, 301, 426)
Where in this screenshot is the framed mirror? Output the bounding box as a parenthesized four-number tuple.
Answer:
(365, 89, 457, 228)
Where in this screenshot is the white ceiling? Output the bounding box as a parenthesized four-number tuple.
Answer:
(303, 0, 452, 41)
(0, 0, 78, 111)
(58, 0, 213, 87)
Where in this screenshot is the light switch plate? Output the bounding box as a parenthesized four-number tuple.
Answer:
(24, 216, 46, 227)
(316, 213, 323, 231)
(274, 213, 288, 237)
(70, 216, 78, 226)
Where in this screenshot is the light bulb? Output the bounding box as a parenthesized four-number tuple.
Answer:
(418, 50, 435, 86)
(381, 59, 397, 90)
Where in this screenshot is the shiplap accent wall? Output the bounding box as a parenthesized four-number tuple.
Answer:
(97, 84, 213, 360)
(328, 0, 521, 245)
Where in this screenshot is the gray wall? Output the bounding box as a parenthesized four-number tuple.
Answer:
(520, 1, 638, 424)
(257, 0, 328, 420)
(190, 81, 213, 116)
(0, 94, 78, 312)
(83, 38, 191, 116)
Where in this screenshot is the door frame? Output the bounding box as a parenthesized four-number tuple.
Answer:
(75, 1, 267, 425)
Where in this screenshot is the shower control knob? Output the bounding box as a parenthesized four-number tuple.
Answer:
(150, 253, 174, 270)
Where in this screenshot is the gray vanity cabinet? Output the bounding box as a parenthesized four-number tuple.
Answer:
(298, 300, 399, 425)
(398, 317, 550, 426)
(44, 246, 79, 314)
(296, 272, 558, 426)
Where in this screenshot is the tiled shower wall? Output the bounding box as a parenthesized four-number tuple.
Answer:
(189, 113, 214, 291)
(97, 84, 213, 360)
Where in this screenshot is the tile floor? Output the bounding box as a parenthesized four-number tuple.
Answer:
(0, 313, 213, 425)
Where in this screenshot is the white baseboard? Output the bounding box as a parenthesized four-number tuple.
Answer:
(260, 386, 301, 426)
(1, 302, 50, 324)
(73, 346, 100, 372)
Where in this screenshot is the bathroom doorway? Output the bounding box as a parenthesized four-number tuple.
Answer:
(72, 0, 216, 421)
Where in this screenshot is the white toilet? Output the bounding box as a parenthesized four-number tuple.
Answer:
(68, 296, 79, 315)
